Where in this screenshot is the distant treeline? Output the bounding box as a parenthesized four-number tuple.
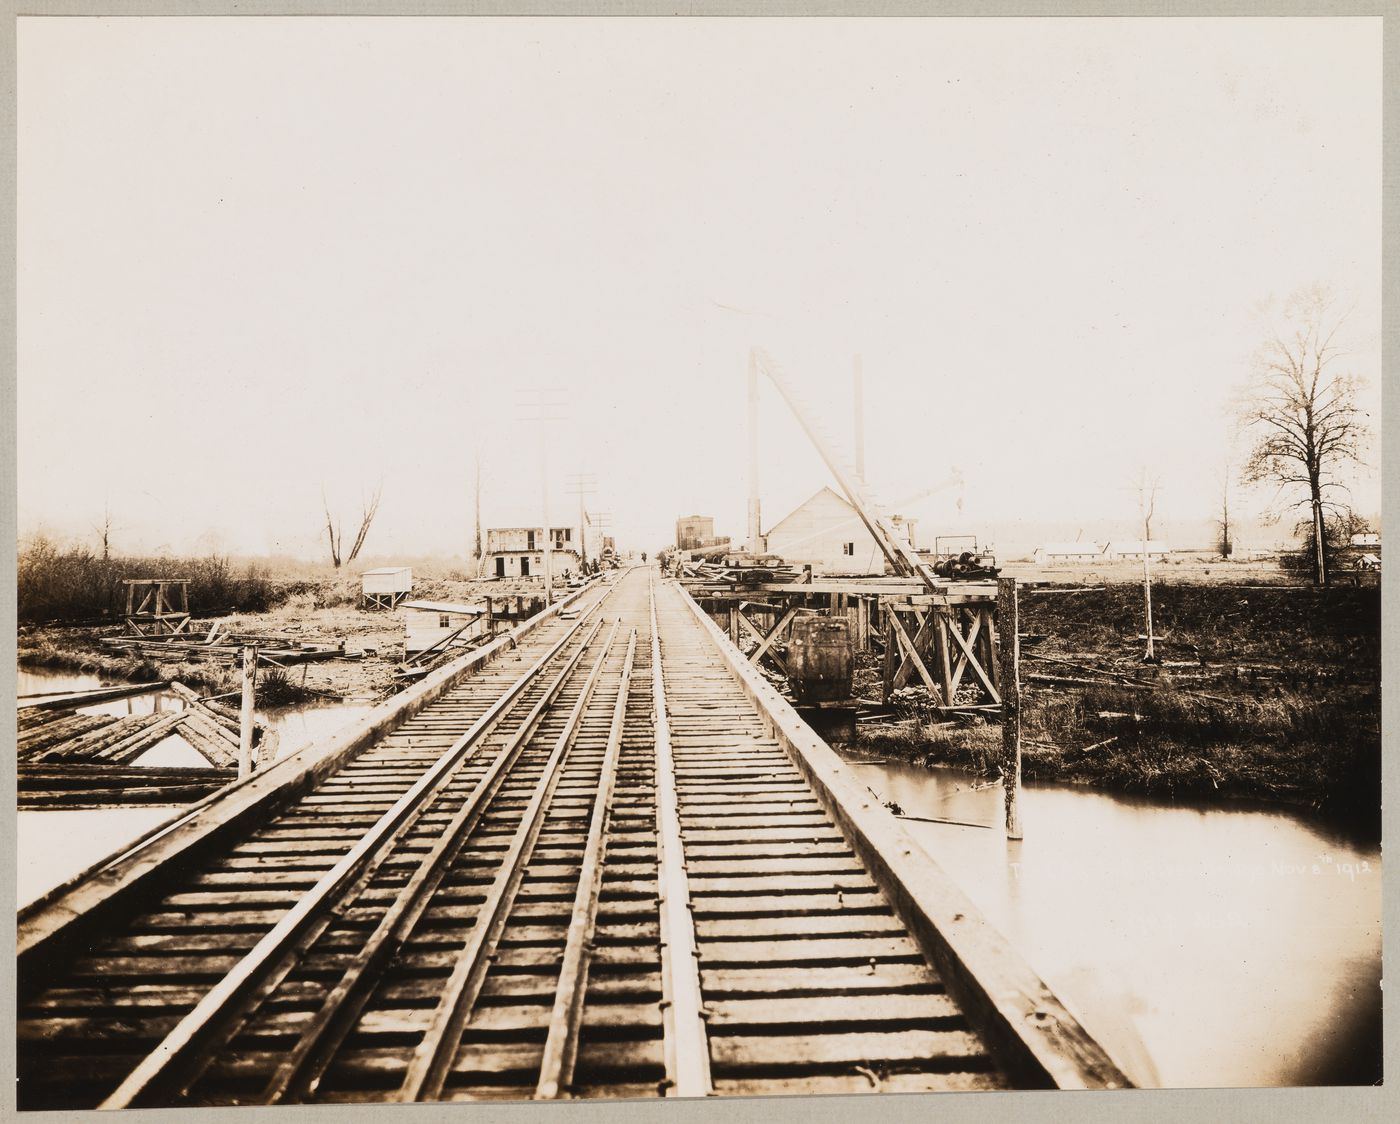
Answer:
(17, 536, 276, 624)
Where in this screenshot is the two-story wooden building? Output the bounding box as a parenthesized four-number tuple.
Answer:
(485, 525, 593, 579)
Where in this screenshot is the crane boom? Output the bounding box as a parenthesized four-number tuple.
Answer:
(751, 347, 957, 596)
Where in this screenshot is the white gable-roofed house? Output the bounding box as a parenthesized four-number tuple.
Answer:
(763, 487, 894, 577)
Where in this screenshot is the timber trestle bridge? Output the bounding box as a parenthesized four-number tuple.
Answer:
(16, 568, 1129, 1108)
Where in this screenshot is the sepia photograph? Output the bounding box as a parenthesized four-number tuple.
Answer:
(7, 4, 1387, 1115)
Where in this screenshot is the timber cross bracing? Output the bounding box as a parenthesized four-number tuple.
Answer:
(122, 578, 193, 637)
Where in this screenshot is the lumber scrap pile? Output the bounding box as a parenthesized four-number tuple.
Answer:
(99, 631, 345, 668)
(17, 763, 237, 810)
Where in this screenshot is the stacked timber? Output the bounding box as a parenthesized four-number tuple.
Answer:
(17, 763, 236, 809)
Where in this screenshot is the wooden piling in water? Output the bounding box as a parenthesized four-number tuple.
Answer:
(998, 577, 1022, 840)
(238, 646, 256, 778)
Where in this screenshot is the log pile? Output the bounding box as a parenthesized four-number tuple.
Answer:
(15, 681, 270, 771)
(16, 709, 190, 766)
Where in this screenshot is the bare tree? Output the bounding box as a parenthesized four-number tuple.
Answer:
(1238, 285, 1369, 585)
(1217, 463, 1233, 559)
(321, 482, 384, 569)
(322, 487, 342, 569)
(345, 483, 383, 566)
(1131, 470, 1161, 663)
(1133, 468, 1160, 541)
(92, 504, 114, 562)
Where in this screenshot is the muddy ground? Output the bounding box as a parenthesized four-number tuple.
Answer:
(847, 581, 1381, 831)
(17, 575, 563, 703)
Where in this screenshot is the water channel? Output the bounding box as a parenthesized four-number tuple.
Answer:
(835, 749, 1382, 1089)
(14, 667, 1382, 1088)
(16, 668, 371, 906)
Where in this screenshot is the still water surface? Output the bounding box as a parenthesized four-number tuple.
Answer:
(16, 667, 370, 906)
(838, 751, 1382, 1089)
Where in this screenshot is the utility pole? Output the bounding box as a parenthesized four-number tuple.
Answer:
(747, 348, 762, 554)
(516, 389, 568, 607)
(567, 472, 598, 569)
(473, 452, 484, 578)
(853, 354, 865, 484)
(593, 510, 614, 563)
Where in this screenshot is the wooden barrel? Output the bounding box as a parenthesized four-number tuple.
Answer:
(786, 616, 854, 704)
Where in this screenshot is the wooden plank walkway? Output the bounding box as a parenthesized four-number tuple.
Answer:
(15, 568, 1129, 1108)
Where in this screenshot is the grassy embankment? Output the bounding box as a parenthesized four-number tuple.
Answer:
(854, 582, 1381, 829)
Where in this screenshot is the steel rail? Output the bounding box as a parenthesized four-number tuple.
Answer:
(256, 619, 622, 1104)
(99, 608, 606, 1109)
(18, 579, 600, 980)
(534, 626, 639, 1099)
(649, 577, 713, 1098)
(397, 619, 625, 1101)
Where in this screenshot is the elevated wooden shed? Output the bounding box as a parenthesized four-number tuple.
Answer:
(361, 567, 413, 610)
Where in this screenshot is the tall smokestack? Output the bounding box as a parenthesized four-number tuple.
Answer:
(747, 348, 762, 553)
(853, 354, 866, 484)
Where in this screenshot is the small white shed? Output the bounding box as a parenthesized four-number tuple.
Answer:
(402, 600, 488, 655)
(362, 567, 413, 610)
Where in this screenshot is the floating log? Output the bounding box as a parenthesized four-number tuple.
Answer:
(18, 763, 232, 784)
(17, 767, 236, 810)
(19, 682, 170, 712)
(18, 715, 115, 757)
(35, 715, 160, 764)
(94, 713, 190, 766)
(178, 712, 239, 768)
(17, 707, 75, 733)
(169, 683, 244, 740)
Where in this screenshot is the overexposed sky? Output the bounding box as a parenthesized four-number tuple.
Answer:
(17, 16, 1382, 559)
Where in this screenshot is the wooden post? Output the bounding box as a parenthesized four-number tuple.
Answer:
(729, 605, 739, 644)
(934, 612, 953, 706)
(238, 646, 257, 779)
(981, 605, 1001, 691)
(881, 618, 897, 702)
(998, 578, 1022, 840)
(257, 726, 280, 768)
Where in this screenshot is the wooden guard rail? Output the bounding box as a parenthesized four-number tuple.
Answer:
(674, 580, 1133, 1091)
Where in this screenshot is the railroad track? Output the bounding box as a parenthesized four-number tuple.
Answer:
(16, 568, 1129, 1107)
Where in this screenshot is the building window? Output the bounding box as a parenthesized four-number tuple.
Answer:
(843, 542, 855, 556)
(439, 615, 451, 629)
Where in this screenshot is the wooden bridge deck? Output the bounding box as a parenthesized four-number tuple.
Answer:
(15, 568, 1128, 1108)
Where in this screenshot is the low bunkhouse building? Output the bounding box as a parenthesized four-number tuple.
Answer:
(401, 600, 488, 655)
(1031, 543, 1104, 566)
